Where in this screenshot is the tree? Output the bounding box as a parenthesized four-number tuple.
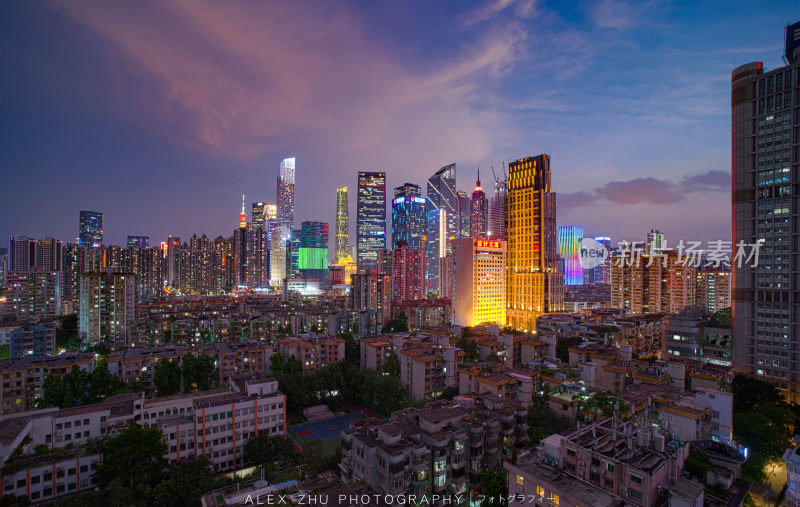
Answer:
(381, 313, 409, 333)
(40, 374, 71, 408)
(555, 336, 583, 363)
(182, 354, 215, 392)
(731, 374, 796, 483)
(456, 338, 479, 363)
(384, 352, 401, 377)
(243, 435, 298, 480)
(480, 468, 508, 507)
(55, 313, 79, 349)
(151, 458, 219, 507)
(154, 359, 181, 396)
(344, 334, 359, 367)
(528, 397, 572, 446)
(270, 351, 286, 376)
(96, 424, 168, 489)
(734, 402, 794, 483)
(732, 374, 784, 413)
(485, 352, 502, 363)
(301, 440, 335, 475)
(89, 357, 120, 401)
(683, 448, 712, 479)
(439, 386, 459, 400)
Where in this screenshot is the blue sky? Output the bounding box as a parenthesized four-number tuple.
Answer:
(1, 0, 798, 249)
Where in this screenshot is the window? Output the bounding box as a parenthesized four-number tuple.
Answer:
(549, 493, 559, 505)
(516, 475, 524, 486)
(630, 474, 643, 484)
(536, 485, 545, 498)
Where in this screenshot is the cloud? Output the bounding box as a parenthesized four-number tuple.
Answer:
(560, 169, 728, 209)
(589, 0, 652, 30)
(460, 0, 537, 28)
(50, 0, 529, 167)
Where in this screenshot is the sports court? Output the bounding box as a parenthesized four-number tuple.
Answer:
(288, 412, 364, 444)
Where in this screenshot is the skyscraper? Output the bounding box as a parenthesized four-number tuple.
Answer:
(588, 235, 611, 284)
(8, 236, 34, 271)
(646, 229, 665, 254)
(35, 237, 62, 272)
(427, 164, 458, 243)
(469, 171, 488, 239)
(78, 210, 103, 247)
(79, 272, 135, 348)
(252, 201, 266, 230)
(452, 238, 506, 327)
(278, 157, 296, 231)
(299, 221, 329, 278)
(391, 241, 426, 303)
(126, 236, 150, 249)
(558, 225, 583, 286)
(506, 154, 563, 332)
(356, 171, 387, 271)
(391, 183, 427, 249)
(732, 27, 799, 399)
(456, 190, 470, 239)
(425, 209, 447, 295)
(336, 187, 350, 262)
(489, 174, 507, 241)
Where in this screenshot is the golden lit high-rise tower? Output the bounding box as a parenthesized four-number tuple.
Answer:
(336, 187, 350, 262)
(506, 154, 563, 332)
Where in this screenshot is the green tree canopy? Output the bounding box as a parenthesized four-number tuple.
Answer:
(456, 337, 479, 363)
(384, 352, 400, 377)
(151, 458, 219, 507)
(154, 359, 181, 396)
(243, 435, 298, 480)
(96, 424, 169, 489)
(480, 468, 508, 507)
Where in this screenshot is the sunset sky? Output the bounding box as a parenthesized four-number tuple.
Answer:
(1, 0, 797, 248)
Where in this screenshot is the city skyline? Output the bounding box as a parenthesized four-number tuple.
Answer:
(3, 2, 797, 247)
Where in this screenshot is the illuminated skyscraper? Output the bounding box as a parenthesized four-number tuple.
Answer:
(558, 225, 583, 286)
(452, 238, 506, 327)
(356, 171, 387, 271)
(270, 227, 288, 286)
(126, 236, 149, 249)
(646, 229, 665, 254)
(391, 241, 426, 303)
(588, 235, 611, 284)
(456, 190, 470, 239)
(427, 164, 458, 244)
(79, 272, 135, 348)
(78, 210, 103, 247)
(299, 221, 329, 278)
(336, 187, 350, 262)
(469, 171, 488, 239)
(490, 176, 507, 241)
(506, 154, 563, 332)
(252, 201, 266, 230)
(277, 158, 296, 231)
(732, 28, 800, 399)
(425, 209, 447, 295)
(239, 194, 248, 229)
(391, 183, 427, 249)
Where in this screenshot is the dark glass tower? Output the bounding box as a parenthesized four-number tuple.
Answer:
(427, 164, 458, 243)
(78, 210, 103, 247)
(732, 23, 800, 401)
(356, 171, 387, 271)
(391, 183, 427, 249)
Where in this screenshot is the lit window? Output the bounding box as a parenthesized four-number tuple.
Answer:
(516, 475, 524, 486)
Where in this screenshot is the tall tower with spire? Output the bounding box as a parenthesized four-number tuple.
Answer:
(469, 169, 488, 239)
(239, 194, 247, 229)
